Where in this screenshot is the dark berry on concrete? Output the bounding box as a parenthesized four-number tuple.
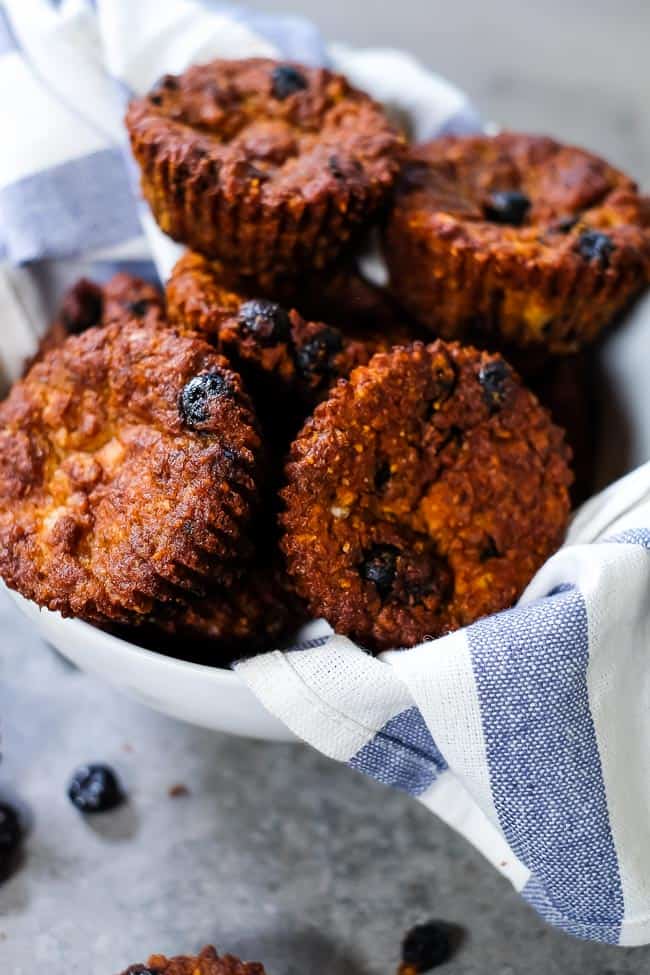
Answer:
(68, 764, 125, 814)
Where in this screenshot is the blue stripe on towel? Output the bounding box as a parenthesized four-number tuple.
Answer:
(467, 586, 624, 939)
(349, 706, 448, 796)
(522, 875, 621, 944)
(0, 7, 18, 54)
(0, 148, 141, 263)
(604, 527, 650, 549)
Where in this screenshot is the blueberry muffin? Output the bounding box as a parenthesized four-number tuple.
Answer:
(120, 945, 266, 975)
(126, 58, 404, 275)
(0, 317, 261, 624)
(281, 341, 572, 651)
(32, 273, 164, 365)
(262, 259, 412, 333)
(166, 251, 414, 415)
(384, 132, 650, 355)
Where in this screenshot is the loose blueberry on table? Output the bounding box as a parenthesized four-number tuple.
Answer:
(68, 763, 125, 814)
(399, 920, 460, 973)
(0, 802, 23, 881)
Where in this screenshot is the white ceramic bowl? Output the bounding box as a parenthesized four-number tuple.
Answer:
(7, 589, 298, 742)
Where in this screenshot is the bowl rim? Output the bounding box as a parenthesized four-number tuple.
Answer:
(10, 588, 240, 685)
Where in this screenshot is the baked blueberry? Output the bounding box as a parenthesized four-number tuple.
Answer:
(271, 64, 308, 99)
(180, 372, 233, 427)
(478, 359, 511, 413)
(128, 299, 151, 317)
(484, 189, 530, 226)
(361, 544, 399, 599)
(238, 300, 291, 345)
(68, 764, 125, 814)
(328, 155, 345, 179)
(295, 328, 343, 379)
(576, 229, 614, 265)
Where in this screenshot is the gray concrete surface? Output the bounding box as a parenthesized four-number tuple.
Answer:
(3, 2, 650, 973)
(3, 592, 650, 975)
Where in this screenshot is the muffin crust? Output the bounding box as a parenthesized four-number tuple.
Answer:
(0, 319, 260, 624)
(281, 341, 572, 651)
(384, 133, 650, 354)
(127, 58, 403, 275)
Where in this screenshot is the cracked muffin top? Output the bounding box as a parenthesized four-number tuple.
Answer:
(126, 58, 403, 273)
(128, 57, 401, 204)
(166, 251, 415, 410)
(384, 132, 650, 353)
(0, 318, 261, 624)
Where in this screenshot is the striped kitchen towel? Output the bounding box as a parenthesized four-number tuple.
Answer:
(238, 464, 650, 946)
(2, 0, 650, 948)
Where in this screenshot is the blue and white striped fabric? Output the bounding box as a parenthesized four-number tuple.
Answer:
(239, 465, 650, 946)
(2, 0, 650, 949)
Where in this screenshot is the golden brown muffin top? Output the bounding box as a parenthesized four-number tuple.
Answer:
(0, 318, 260, 624)
(166, 251, 415, 407)
(126, 57, 402, 206)
(393, 132, 650, 272)
(281, 340, 572, 651)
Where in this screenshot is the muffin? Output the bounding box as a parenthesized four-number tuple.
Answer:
(281, 341, 572, 651)
(384, 132, 650, 355)
(126, 58, 404, 276)
(166, 251, 415, 416)
(0, 317, 261, 624)
(266, 259, 412, 333)
(147, 554, 306, 662)
(31, 273, 164, 365)
(120, 945, 266, 975)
